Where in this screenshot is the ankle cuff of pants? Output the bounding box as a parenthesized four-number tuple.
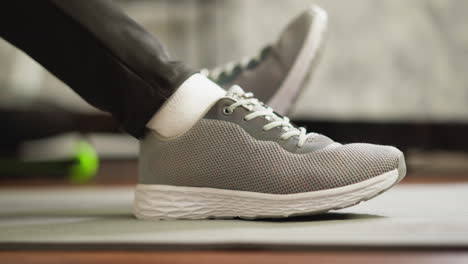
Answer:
(129, 64, 199, 139)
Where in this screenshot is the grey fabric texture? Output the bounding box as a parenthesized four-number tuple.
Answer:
(139, 118, 401, 194)
(203, 98, 334, 154)
(213, 8, 317, 110)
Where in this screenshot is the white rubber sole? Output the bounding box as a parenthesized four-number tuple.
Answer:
(268, 5, 328, 115)
(133, 169, 399, 220)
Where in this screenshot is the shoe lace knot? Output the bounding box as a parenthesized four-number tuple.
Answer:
(224, 85, 316, 148)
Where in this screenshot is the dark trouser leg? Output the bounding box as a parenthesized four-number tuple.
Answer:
(0, 0, 195, 138)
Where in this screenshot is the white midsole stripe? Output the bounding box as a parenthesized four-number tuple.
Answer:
(136, 169, 398, 201)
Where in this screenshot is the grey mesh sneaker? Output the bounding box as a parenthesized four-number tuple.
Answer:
(134, 86, 406, 220)
(203, 5, 328, 115)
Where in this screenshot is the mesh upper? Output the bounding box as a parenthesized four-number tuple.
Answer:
(140, 119, 401, 194)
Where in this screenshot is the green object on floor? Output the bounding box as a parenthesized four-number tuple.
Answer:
(68, 141, 99, 184)
(0, 138, 99, 184)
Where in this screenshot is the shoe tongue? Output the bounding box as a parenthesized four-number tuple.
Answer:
(225, 85, 245, 100)
(226, 85, 280, 118)
(225, 85, 304, 134)
(225, 85, 264, 111)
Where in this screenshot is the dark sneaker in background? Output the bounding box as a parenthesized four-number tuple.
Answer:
(203, 5, 328, 115)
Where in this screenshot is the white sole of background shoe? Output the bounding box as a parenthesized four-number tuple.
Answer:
(133, 168, 402, 220)
(268, 5, 328, 115)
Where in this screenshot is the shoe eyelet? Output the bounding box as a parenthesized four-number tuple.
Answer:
(222, 107, 233, 115)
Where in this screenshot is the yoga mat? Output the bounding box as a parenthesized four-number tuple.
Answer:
(1, 184, 467, 250)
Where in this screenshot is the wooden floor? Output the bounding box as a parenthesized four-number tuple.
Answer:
(1, 160, 468, 264)
(2, 251, 468, 264)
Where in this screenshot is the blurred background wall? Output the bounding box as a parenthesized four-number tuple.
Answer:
(1, 0, 467, 122)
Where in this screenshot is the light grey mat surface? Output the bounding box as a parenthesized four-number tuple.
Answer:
(1, 184, 467, 249)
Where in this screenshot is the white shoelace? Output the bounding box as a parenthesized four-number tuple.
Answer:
(225, 86, 316, 148)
